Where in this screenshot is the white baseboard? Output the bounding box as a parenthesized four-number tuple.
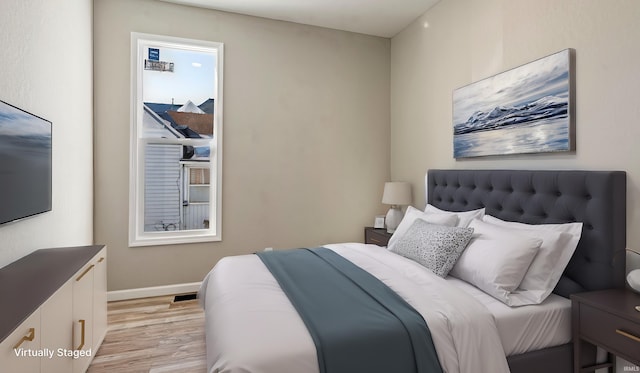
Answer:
(107, 282, 202, 302)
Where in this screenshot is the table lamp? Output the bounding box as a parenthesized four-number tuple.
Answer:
(382, 182, 412, 234)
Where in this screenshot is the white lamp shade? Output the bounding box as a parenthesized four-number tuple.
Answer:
(382, 182, 412, 206)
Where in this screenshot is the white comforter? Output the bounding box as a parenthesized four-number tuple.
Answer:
(199, 243, 510, 373)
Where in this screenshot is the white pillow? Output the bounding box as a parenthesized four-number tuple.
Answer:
(482, 215, 583, 305)
(449, 219, 542, 305)
(390, 219, 474, 277)
(387, 206, 459, 250)
(424, 204, 485, 228)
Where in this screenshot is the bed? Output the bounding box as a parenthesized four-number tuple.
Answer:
(199, 169, 627, 373)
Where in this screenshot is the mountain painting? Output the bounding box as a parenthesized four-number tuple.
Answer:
(453, 49, 574, 158)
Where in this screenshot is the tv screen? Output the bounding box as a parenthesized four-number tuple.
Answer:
(0, 100, 52, 225)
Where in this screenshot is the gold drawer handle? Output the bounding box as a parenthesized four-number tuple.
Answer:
(76, 264, 95, 281)
(13, 328, 35, 349)
(616, 329, 640, 343)
(76, 320, 86, 350)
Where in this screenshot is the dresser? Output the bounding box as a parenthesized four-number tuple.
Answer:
(0, 245, 107, 373)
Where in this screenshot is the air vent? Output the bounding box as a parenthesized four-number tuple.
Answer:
(173, 293, 197, 303)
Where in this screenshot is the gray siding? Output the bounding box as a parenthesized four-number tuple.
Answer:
(184, 203, 209, 230)
(144, 144, 182, 232)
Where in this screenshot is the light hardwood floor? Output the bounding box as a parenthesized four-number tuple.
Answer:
(88, 295, 207, 373)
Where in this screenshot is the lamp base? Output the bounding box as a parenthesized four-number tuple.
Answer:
(385, 206, 404, 234)
(628, 269, 640, 293)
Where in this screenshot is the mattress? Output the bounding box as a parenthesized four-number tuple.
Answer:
(445, 277, 572, 356)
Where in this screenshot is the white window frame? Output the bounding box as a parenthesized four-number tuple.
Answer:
(129, 32, 223, 247)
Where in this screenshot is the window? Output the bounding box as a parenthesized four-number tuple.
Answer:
(129, 33, 223, 246)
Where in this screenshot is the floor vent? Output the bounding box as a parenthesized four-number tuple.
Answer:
(173, 293, 198, 303)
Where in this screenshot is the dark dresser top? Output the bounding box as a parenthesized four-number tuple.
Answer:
(0, 245, 105, 342)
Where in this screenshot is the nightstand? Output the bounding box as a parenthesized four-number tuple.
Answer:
(364, 227, 393, 246)
(571, 289, 640, 372)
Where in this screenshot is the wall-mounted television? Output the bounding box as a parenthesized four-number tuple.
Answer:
(0, 100, 52, 225)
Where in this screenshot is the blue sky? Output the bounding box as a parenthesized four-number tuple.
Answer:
(143, 46, 216, 106)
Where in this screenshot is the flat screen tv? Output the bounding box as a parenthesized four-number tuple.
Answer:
(0, 100, 52, 225)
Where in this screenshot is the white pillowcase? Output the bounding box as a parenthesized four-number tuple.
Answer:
(424, 204, 485, 228)
(449, 219, 542, 305)
(388, 206, 459, 250)
(482, 215, 583, 305)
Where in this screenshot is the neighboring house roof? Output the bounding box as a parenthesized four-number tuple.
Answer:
(159, 112, 178, 127)
(177, 100, 205, 114)
(198, 98, 214, 114)
(145, 102, 180, 115)
(142, 104, 184, 138)
(143, 101, 214, 138)
(167, 111, 213, 137)
(145, 100, 214, 116)
(175, 125, 202, 139)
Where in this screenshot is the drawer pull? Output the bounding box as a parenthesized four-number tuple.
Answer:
(76, 264, 95, 281)
(616, 329, 640, 343)
(13, 328, 35, 349)
(76, 320, 86, 350)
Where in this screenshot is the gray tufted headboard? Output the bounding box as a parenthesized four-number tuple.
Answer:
(426, 169, 626, 298)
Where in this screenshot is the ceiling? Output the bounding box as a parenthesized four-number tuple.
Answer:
(159, 0, 440, 38)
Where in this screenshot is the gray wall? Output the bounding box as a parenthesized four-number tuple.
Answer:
(94, 0, 391, 291)
(0, 0, 94, 268)
(390, 0, 640, 272)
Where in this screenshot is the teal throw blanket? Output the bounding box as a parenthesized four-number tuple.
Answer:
(256, 247, 443, 373)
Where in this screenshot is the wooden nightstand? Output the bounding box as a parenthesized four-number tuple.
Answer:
(364, 227, 392, 246)
(571, 289, 640, 372)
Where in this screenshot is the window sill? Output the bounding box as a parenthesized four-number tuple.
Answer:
(128, 231, 221, 247)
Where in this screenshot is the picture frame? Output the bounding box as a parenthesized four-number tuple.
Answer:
(453, 49, 575, 158)
(374, 215, 385, 229)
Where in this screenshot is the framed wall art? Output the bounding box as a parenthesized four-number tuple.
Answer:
(453, 49, 575, 158)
